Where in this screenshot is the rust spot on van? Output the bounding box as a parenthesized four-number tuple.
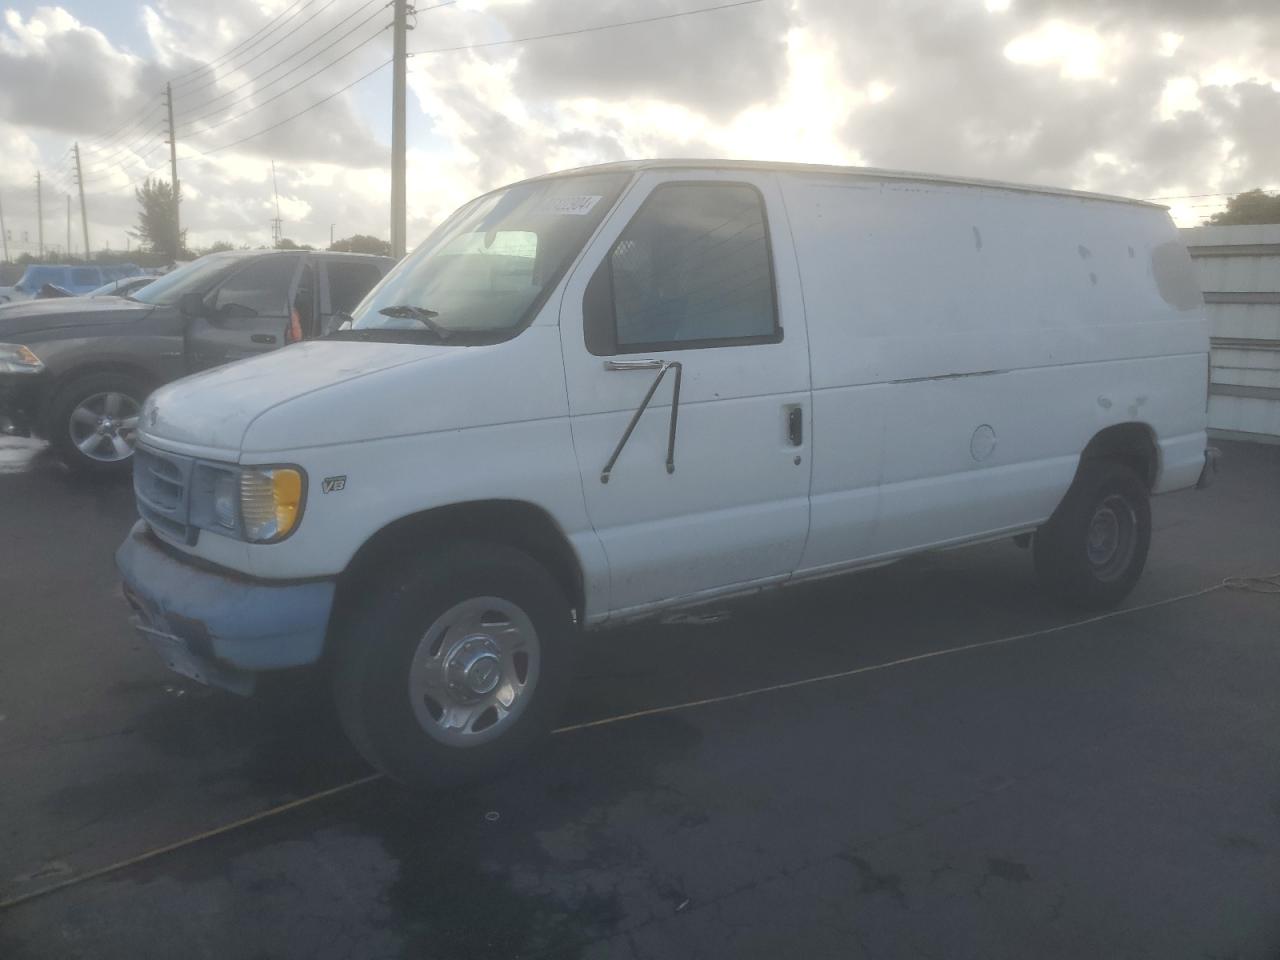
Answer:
(972, 226, 983, 251)
(1097, 396, 1113, 410)
(1077, 244, 1092, 260)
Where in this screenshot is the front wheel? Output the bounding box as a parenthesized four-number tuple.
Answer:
(332, 541, 574, 791)
(48, 372, 147, 474)
(1033, 459, 1151, 609)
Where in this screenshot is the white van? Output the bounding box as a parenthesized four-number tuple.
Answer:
(118, 160, 1214, 788)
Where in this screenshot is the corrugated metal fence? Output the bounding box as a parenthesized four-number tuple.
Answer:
(1182, 224, 1280, 443)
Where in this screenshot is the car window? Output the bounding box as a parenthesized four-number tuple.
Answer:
(607, 182, 778, 352)
(211, 257, 298, 318)
(326, 260, 385, 314)
(19, 267, 59, 291)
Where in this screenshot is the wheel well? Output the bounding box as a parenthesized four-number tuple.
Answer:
(1078, 423, 1159, 490)
(332, 500, 586, 633)
(38, 362, 160, 435)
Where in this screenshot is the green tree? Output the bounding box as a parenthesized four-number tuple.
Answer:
(129, 178, 186, 259)
(329, 234, 392, 256)
(275, 237, 314, 251)
(1208, 189, 1280, 225)
(198, 240, 237, 255)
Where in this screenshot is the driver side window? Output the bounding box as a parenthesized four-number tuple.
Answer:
(211, 257, 299, 320)
(605, 182, 778, 353)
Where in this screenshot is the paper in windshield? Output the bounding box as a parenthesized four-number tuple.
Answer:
(536, 195, 602, 216)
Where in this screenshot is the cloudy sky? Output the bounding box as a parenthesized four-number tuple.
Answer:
(0, 0, 1277, 255)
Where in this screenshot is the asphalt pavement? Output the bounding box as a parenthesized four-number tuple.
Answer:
(1, 436, 1277, 959)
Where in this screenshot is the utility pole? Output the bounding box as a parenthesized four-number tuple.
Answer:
(66, 195, 71, 257)
(35, 172, 44, 259)
(330, 223, 335, 248)
(0, 192, 8, 263)
(270, 160, 283, 247)
(390, 0, 408, 259)
(73, 142, 90, 259)
(164, 81, 181, 258)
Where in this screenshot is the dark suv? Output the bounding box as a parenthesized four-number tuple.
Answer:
(0, 250, 391, 472)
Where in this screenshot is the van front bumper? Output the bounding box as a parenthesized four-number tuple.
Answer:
(116, 520, 335, 694)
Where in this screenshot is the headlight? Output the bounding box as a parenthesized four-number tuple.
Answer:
(240, 467, 304, 542)
(191, 464, 306, 542)
(0, 343, 44, 375)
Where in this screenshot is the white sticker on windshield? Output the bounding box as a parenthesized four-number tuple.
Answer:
(537, 195, 602, 216)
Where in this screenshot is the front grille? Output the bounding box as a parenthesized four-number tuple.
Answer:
(134, 445, 197, 545)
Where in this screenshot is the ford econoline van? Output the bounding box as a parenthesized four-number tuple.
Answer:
(116, 160, 1214, 789)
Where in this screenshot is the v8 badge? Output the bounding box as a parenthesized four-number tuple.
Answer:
(321, 475, 347, 494)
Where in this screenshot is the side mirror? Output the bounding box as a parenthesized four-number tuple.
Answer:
(179, 292, 206, 318)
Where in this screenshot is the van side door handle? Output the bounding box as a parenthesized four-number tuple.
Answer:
(251, 334, 277, 344)
(787, 406, 803, 446)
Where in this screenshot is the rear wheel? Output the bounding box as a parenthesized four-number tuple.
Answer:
(332, 541, 574, 791)
(1033, 459, 1151, 609)
(48, 372, 146, 474)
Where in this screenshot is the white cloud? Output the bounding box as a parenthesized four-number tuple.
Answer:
(2, 0, 1280, 250)
(1003, 21, 1112, 80)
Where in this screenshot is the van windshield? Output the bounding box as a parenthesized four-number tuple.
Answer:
(347, 172, 630, 343)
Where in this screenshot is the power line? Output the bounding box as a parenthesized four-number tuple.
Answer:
(179, 0, 399, 130)
(79, 143, 169, 185)
(171, 0, 318, 86)
(82, 159, 174, 197)
(1146, 191, 1236, 201)
(409, 0, 767, 57)
(193, 0, 766, 159)
(82, 121, 168, 173)
(183, 25, 392, 136)
(197, 58, 392, 156)
(1160, 197, 1280, 210)
(177, 0, 363, 101)
(83, 98, 166, 153)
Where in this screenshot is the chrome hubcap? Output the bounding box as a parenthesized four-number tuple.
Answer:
(408, 596, 540, 747)
(68, 392, 140, 462)
(1086, 494, 1136, 581)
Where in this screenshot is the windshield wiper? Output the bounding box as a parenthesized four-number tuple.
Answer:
(378, 304, 453, 340)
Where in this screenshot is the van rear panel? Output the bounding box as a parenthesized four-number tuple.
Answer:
(779, 172, 1208, 573)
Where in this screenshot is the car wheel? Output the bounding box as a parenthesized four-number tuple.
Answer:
(48, 372, 147, 474)
(332, 541, 575, 791)
(1033, 459, 1151, 609)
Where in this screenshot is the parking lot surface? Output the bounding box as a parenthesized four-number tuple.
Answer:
(1, 437, 1278, 959)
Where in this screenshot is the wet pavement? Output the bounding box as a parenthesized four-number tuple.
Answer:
(1, 435, 1278, 959)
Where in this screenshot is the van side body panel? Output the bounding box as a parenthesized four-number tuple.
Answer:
(780, 174, 1208, 573)
(200, 327, 611, 616)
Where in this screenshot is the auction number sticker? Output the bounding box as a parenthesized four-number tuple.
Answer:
(537, 195, 602, 216)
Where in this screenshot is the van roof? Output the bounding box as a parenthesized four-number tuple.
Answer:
(523, 159, 1163, 210)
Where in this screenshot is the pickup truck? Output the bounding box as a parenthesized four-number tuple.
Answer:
(0, 249, 392, 471)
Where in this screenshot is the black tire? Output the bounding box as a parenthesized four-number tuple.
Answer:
(47, 371, 147, 474)
(332, 540, 575, 791)
(1033, 459, 1151, 609)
